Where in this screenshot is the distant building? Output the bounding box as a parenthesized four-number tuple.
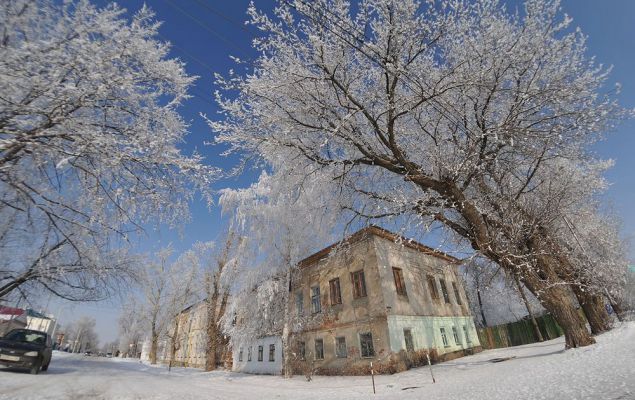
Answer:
(231, 226, 481, 376)
(287, 226, 481, 374)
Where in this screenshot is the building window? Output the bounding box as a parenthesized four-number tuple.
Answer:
(239, 347, 243, 362)
(427, 275, 439, 300)
(314, 339, 324, 360)
(439, 278, 451, 304)
(392, 267, 407, 296)
(351, 270, 367, 298)
(311, 286, 321, 313)
(452, 282, 462, 305)
(403, 329, 414, 352)
(360, 333, 375, 358)
(258, 345, 263, 361)
(463, 326, 471, 344)
(329, 278, 342, 305)
(269, 344, 275, 362)
(452, 326, 460, 345)
(247, 346, 252, 361)
(440, 327, 449, 347)
(296, 291, 304, 316)
(335, 337, 347, 358)
(298, 341, 306, 360)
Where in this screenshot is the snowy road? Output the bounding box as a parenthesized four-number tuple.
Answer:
(1, 322, 634, 400)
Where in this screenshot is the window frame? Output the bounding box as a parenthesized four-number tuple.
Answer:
(359, 332, 375, 358)
(314, 338, 324, 360)
(392, 267, 407, 296)
(269, 344, 275, 362)
(351, 270, 367, 299)
(452, 281, 463, 305)
(247, 346, 252, 361)
(452, 326, 460, 345)
(403, 328, 414, 352)
(311, 285, 321, 314)
(298, 341, 306, 360)
(440, 327, 449, 347)
(239, 347, 243, 362)
(439, 278, 451, 304)
(258, 345, 263, 362)
(329, 278, 342, 305)
(335, 336, 347, 358)
(463, 325, 472, 344)
(296, 291, 304, 316)
(427, 274, 440, 300)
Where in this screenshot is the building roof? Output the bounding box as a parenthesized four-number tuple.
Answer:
(298, 225, 461, 269)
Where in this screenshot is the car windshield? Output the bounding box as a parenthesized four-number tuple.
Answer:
(4, 330, 46, 344)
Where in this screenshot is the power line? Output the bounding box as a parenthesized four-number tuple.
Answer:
(163, 0, 252, 59)
(191, 0, 258, 36)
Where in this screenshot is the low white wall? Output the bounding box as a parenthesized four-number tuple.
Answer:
(387, 315, 480, 355)
(232, 336, 283, 375)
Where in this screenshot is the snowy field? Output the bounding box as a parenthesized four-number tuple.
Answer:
(1, 322, 633, 400)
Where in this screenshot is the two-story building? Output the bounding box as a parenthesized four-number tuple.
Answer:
(289, 226, 480, 374)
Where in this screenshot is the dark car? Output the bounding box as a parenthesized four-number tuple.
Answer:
(0, 329, 52, 374)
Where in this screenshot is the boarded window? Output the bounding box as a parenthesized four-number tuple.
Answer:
(315, 339, 324, 360)
(269, 344, 275, 362)
(296, 291, 304, 315)
(452, 326, 460, 345)
(311, 286, 321, 313)
(329, 278, 342, 305)
(403, 329, 414, 352)
(258, 345, 263, 361)
(239, 347, 243, 362)
(427, 275, 439, 300)
(335, 337, 347, 358)
(452, 282, 462, 305)
(247, 346, 252, 361)
(440, 278, 451, 304)
(440, 328, 449, 347)
(351, 270, 367, 298)
(360, 333, 375, 357)
(393, 267, 407, 296)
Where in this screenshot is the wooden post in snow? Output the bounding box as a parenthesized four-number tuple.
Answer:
(370, 361, 376, 394)
(426, 353, 435, 383)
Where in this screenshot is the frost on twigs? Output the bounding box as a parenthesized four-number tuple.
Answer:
(210, 0, 631, 347)
(0, 0, 216, 302)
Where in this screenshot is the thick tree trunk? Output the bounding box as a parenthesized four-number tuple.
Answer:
(572, 287, 611, 335)
(476, 286, 488, 327)
(168, 319, 180, 371)
(205, 323, 219, 371)
(520, 270, 594, 348)
(150, 330, 158, 365)
(514, 275, 543, 342)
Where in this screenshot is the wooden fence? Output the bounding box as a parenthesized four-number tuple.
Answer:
(477, 314, 565, 350)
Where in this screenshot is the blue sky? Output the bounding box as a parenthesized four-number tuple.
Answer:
(47, 0, 635, 345)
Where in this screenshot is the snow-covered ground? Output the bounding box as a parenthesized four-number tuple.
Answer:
(1, 322, 634, 400)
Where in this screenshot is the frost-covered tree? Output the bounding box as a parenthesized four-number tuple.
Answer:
(135, 247, 199, 365)
(117, 297, 145, 357)
(220, 172, 338, 376)
(210, 0, 630, 348)
(65, 316, 98, 353)
(0, 1, 214, 301)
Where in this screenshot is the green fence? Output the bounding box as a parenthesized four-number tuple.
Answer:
(477, 314, 565, 350)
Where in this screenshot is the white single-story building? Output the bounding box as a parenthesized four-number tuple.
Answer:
(232, 336, 283, 375)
